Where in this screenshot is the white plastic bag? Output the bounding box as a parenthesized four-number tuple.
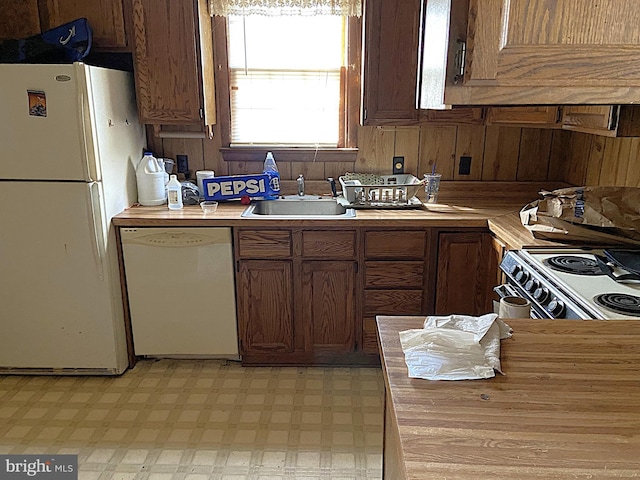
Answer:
(399, 313, 512, 381)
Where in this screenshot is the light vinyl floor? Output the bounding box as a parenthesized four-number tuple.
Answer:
(0, 359, 384, 479)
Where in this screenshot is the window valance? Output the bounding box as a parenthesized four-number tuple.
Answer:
(208, 0, 361, 17)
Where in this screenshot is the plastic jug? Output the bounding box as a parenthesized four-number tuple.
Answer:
(136, 152, 167, 206)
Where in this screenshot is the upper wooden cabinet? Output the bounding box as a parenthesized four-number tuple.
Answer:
(0, 0, 128, 50)
(130, 0, 215, 132)
(40, 0, 128, 50)
(0, 1, 42, 41)
(487, 105, 640, 136)
(445, 0, 640, 105)
(361, 0, 420, 124)
(485, 106, 561, 128)
(361, 0, 482, 126)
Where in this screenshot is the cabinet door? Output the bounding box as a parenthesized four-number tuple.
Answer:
(40, 0, 127, 49)
(435, 232, 497, 316)
(486, 107, 561, 127)
(561, 106, 618, 135)
(446, 0, 640, 105)
(0, 0, 41, 40)
(301, 261, 356, 354)
(131, 0, 215, 126)
(361, 0, 420, 124)
(237, 260, 294, 355)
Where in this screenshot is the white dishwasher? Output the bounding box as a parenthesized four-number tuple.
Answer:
(120, 227, 239, 359)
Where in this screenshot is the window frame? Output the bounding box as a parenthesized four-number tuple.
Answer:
(212, 15, 361, 163)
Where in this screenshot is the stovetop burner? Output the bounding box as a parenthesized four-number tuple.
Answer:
(593, 293, 640, 316)
(543, 255, 605, 276)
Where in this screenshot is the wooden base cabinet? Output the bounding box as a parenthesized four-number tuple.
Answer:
(237, 260, 295, 357)
(302, 261, 356, 356)
(362, 229, 431, 358)
(434, 231, 499, 316)
(235, 228, 358, 365)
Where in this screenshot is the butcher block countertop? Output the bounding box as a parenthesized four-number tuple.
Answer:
(113, 181, 566, 241)
(376, 316, 640, 480)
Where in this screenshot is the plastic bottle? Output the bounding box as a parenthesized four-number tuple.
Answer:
(263, 151, 279, 174)
(157, 158, 170, 188)
(167, 175, 183, 210)
(262, 151, 280, 199)
(136, 151, 166, 206)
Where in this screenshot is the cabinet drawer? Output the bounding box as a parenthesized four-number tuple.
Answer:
(365, 231, 427, 259)
(364, 290, 423, 315)
(237, 230, 292, 258)
(301, 230, 356, 259)
(365, 261, 424, 288)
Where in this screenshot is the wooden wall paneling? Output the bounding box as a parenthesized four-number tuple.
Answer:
(161, 137, 205, 174)
(584, 135, 605, 186)
(453, 126, 485, 181)
(418, 126, 457, 179)
(599, 137, 633, 186)
(481, 126, 520, 181)
(202, 127, 226, 176)
(355, 126, 395, 174)
(624, 138, 640, 187)
(516, 128, 553, 181)
(228, 161, 256, 176)
(325, 161, 355, 179)
(393, 127, 420, 176)
(289, 161, 325, 180)
(144, 125, 162, 156)
(547, 130, 572, 183)
(563, 132, 592, 186)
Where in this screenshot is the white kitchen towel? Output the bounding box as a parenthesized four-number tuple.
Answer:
(399, 313, 512, 381)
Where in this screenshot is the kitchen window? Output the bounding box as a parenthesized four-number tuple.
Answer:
(213, 13, 361, 161)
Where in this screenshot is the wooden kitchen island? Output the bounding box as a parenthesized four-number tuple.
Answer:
(377, 316, 640, 479)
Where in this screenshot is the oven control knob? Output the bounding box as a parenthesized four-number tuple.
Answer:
(533, 287, 550, 303)
(515, 270, 530, 285)
(509, 264, 521, 276)
(525, 279, 539, 293)
(548, 298, 566, 318)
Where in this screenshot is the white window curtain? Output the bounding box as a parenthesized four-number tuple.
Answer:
(209, 0, 361, 17)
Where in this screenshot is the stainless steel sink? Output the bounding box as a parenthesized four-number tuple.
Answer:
(241, 196, 356, 219)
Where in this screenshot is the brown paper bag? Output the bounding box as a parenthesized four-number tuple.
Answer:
(520, 186, 640, 246)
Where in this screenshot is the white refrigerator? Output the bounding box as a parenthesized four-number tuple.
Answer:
(0, 63, 146, 374)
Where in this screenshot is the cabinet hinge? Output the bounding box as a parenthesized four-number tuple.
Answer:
(363, 108, 367, 121)
(199, 108, 204, 119)
(452, 39, 466, 84)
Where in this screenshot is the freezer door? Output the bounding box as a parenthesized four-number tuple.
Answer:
(0, 181, 128, 372)
(0, 63, 91, 181)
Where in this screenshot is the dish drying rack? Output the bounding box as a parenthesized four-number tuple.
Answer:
(337, 174, 424, 209)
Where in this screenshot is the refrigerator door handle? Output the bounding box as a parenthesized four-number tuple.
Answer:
(87, 183, 106, 281)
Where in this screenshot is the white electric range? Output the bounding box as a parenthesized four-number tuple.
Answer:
(498, 248, 640, 320)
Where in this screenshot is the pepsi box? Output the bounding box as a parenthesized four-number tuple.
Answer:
(202, 173, 280, 201)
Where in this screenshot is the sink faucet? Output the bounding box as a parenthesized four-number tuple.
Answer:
(327, 177, 337, 197)
(297, 174, 305, 196)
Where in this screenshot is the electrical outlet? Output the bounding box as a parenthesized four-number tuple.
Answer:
(177, 155, 189, 174)
(393, 156, 405, 174)
(459, 156, 472, 175)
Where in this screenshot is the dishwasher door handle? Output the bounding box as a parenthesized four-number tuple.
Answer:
(120, 228, 231, 247)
